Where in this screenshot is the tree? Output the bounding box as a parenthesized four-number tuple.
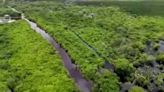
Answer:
(115, 58, 134, 82)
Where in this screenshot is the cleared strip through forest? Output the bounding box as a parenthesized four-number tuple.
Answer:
(71, 31, 114, 72)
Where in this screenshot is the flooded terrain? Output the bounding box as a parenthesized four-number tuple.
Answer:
(1, 1, 163, 91)
(24, 18, 92, 92)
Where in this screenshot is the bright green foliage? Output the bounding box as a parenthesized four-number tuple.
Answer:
(0, 21, 77, 92)
(156, 53, 164, 64)
(114, 59, 134, 81)
(13, 3, 121, 91)
(156, 73, 164, 86)
(94, 70, 119, 92)
(129, 86, 145, 92)
(9, 1, 164, 91)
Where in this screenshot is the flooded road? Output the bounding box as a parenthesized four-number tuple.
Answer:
(24, 18, 92, 92)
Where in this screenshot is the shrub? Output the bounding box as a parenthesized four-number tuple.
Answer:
(156, 53, 164, 64)
(129, 86, 145, 92)
(137, 54, 155, 66)
(155, 73, 164, 86)
(114, 58, 134, 82)
(94, 69, 120, 92)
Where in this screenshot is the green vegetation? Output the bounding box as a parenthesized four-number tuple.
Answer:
(75, 0, 164, 16)
(0, 0, 163, 91)
(10, 1, 164, 91)
(156, 73, 164, 86)
(0, 7, 20, 17)
(94, 70, 119, 92)
(129, 86, 145, 92)
(9, 1, 164, 91)
(157, 53, 164, 64)
(0, 21, 77, 92)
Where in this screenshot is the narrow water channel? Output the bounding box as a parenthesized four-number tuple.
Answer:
(8, 6, 92, 91)
(24, 18, 92, 92)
